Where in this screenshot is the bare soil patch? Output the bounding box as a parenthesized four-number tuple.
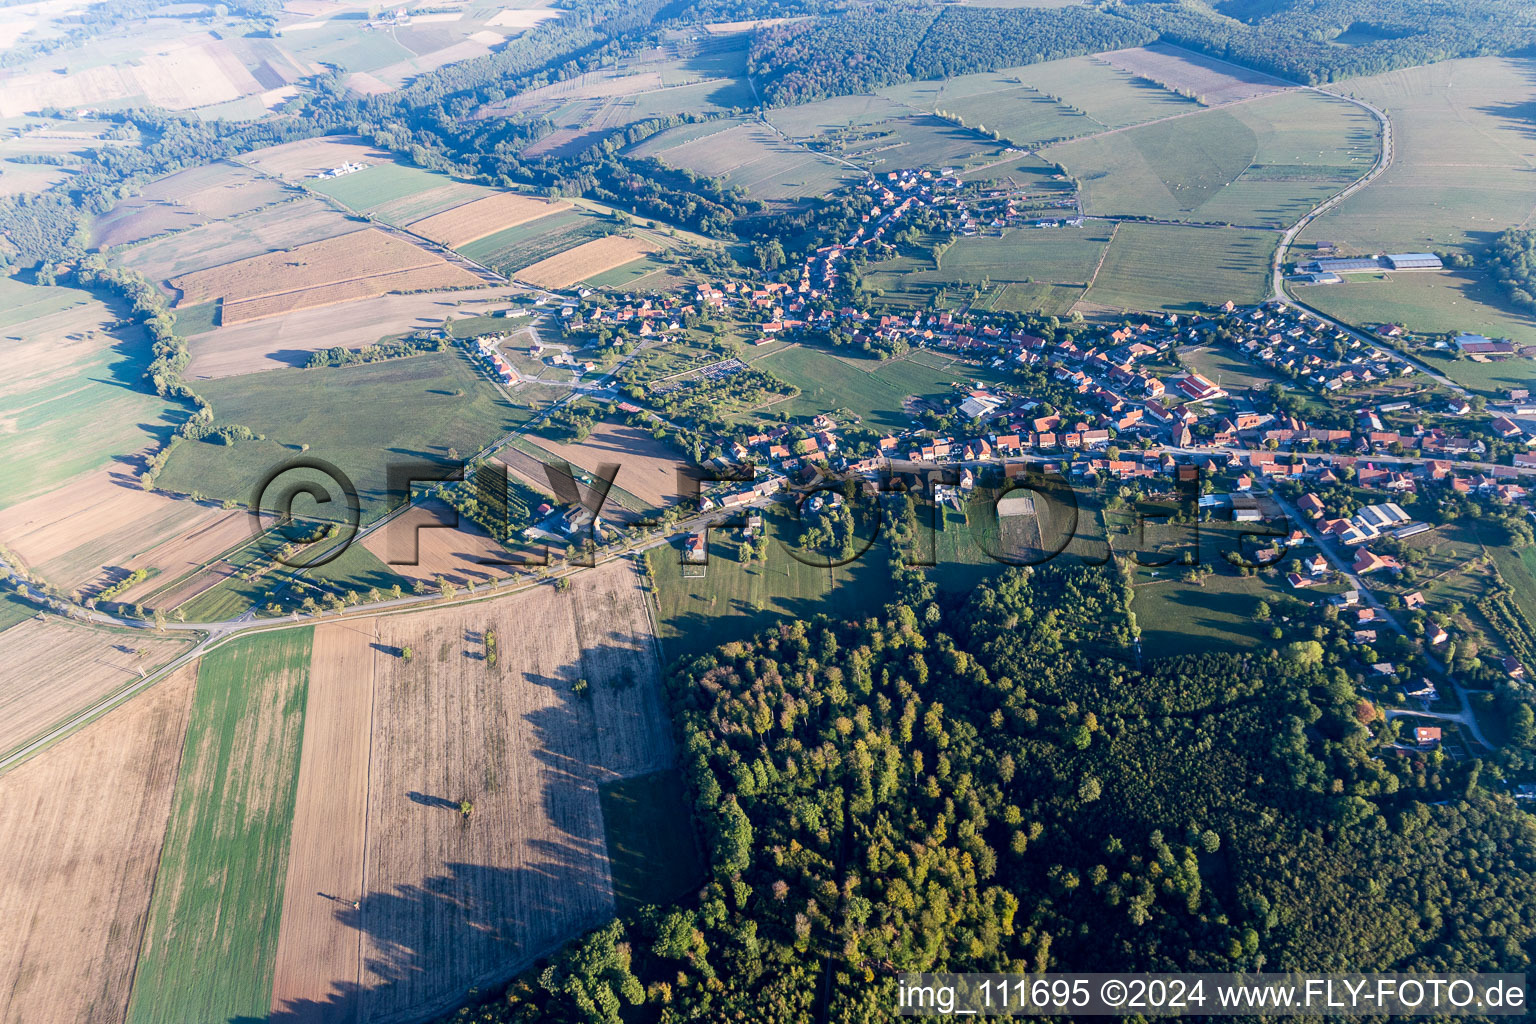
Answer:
(532, 421, 688, 510)
(111, 510, 252, 606)
(0, 467, 228, 592)
(515, 234, 654, 289)
(269, 619, 376, 1022)
(0, 662, 196, 1024)
(0, 615, 190, 762)
(360, 499, 525, 587)
(408, 192, 572, 248)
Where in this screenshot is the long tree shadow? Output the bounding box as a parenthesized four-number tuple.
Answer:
(238, 640, 678, 1024)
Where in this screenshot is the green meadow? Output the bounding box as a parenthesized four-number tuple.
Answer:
(126, 628, 313, 1024)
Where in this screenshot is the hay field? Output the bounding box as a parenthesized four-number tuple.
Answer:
(155, 352, 551, 524)
(183, 285, 525, 379)
(269, 619, 374, 1022)
(927, 54, 1198, 131)
(319, 560, 673, 1021)
(0, 616, 190, 759)
(1047, 90, 1374, 227)
(409, 192, 572, 247)
(119, 197, 358, 286)
(1303, 270, 1536, 354)
(168, 228, 481, 323)
(529, 421, 688, 510)
(628, 119, 856, 202)
(863, 224, 1112, 313)
(1301, 56, 1536, 255)
(1081, 222, 1277, 313)
(236, 136, 394, 182)
(1101, 43, 1292, 105)
(0, 278, 182, 509)
(0, 466, 230, 591)
(127, 629, 313, 1024)
(515, 234, 654, 288)
(0, 663, 196, 1024)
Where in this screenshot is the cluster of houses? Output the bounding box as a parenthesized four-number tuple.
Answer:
(1210, 304, 1418, 392)
(463, 334, 517, 385)
(791, 168, 1081, 307)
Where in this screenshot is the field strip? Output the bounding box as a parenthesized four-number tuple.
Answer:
(269, 618, 377, 1021)
(0, 663, 196, 1024)
(213, 260, 442, 305)
(125, 629, 313, 1024)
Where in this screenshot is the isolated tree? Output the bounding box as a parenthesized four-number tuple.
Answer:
(401, 646, 414, 662)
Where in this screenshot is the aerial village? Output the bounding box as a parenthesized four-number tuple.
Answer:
(442, 161, 1536, 715)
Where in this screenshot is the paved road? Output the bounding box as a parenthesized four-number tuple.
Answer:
(1263, 89, 1468, 394)
(1265, 486, 1492, 750)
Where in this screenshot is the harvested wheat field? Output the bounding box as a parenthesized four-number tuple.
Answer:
(109, 509, 253, 606)
(269, 619, 376, 1024)
(0, 662, 196, 1024)
(408, 192, 571, 248)
(237, 136, 394, 183)
(532, 421, 687, 510)
(170, 228, 456, 307)
(514, 234, 654, 289)
(0, 468, 227, 592)
(360, 499, 527, 588)
(183, 286, 526, 378)
(220, 262, 483, 324)
(119, 198, 358, 286)
(0, 616, 190, 760)
(276, 559, 673, 1022)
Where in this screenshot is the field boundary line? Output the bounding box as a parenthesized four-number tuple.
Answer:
(1082, 220, 1119, 290)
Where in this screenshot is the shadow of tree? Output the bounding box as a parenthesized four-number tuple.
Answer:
(234, 642, 672, 1024)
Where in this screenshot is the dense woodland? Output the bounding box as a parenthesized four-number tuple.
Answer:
(748, 0, 1536, 101)
(748, 4, 1156, 104)
(441, 559, 1536, 1023)
(1488, 228, 1536, 314)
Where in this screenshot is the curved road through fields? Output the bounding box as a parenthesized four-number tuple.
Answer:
(1266, 88, 1468, 394)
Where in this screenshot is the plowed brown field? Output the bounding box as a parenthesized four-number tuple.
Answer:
(408, 193, 571, 248)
